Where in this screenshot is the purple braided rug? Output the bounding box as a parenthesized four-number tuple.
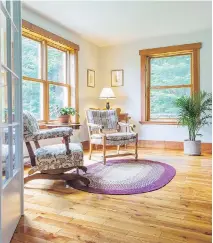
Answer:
(71, 159, 176, 195)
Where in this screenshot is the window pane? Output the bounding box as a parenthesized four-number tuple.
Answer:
(150, 55, 191, 86)
(49, 84, 68, 120)
(22, 36, 41, 78)
(48, 46, 66, 83)
(150, 88, 190, 119)
(22, 80, 43, 120)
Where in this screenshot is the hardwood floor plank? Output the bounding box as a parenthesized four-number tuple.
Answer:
(15, 225, 71, 243)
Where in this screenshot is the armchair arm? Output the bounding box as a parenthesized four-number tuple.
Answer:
(87, 123, 104, 133)
(118, 122, 135, 132)
(24, 127, 73, 142)
(87, 123, 104, 129)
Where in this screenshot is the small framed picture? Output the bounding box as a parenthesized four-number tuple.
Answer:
(111, 69, 124, 87)
(87, 69, 95, 88)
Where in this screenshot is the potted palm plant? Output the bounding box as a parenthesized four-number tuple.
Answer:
(58, 107, 78, 124)
(175, 91, 212, 155)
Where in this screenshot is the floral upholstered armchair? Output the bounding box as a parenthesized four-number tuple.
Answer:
(85, 109, 138, 164)
(23, 111, 89, 186)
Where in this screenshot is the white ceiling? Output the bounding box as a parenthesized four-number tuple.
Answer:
(23, 1, 212, 47)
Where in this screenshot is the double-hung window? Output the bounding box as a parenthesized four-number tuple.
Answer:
(22, 21, 79, 123)
(139, 43, 201, 124)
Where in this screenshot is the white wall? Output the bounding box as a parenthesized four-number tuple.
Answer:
(100, 30, 212, 142)
(22, 7, 102, 143)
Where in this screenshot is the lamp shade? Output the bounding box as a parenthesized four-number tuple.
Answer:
(99, 88, 116, 99)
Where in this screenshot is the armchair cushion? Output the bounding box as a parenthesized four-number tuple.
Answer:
(23, 111, 39, 137)
(24, 127, 73, 142)
(35, 143, 83, 171)
(91, 132, 137, 146)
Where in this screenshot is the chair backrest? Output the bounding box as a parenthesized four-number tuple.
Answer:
(23, 111, 39, 138)
(86, 109, 118, 130)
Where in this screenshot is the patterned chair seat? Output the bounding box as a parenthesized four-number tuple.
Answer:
(35, 143, 83, 171)
(91, 132, 137, 146)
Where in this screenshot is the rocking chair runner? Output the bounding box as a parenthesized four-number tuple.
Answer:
(86, 109, 138, 164)
(23, 111, 89, 186)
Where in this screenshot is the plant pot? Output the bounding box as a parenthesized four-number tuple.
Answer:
(184, 140, 201, 156)
(58, 115, 70, 124)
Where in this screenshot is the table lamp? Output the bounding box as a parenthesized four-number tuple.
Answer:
(99, 88, 116, 109)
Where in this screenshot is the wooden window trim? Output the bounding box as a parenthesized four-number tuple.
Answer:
(22, 20, 79, 51)
(22, 21, 78, 123)
(139, 43, 201, 125)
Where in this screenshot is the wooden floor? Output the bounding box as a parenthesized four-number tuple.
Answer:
(12, 148, 212, 243)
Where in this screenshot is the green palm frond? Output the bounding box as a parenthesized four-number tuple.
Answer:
(175, 91, 212, 141)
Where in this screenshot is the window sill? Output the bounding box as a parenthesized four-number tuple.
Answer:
(39, 124, 48, 129)
(139, 121, 178, 125)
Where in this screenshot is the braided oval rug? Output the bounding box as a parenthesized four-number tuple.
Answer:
(71, 159, 176, 195)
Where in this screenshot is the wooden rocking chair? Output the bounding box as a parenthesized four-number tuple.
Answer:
(23, 111, 89, 186)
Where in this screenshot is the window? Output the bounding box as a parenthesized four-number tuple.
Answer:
(22, 36, 70, 122)
(22, 20, 79, 123)
(139, 43, 201, 124)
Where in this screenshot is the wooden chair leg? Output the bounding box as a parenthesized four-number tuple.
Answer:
(25, 142, 36, 166)
(117, 145, 120, 154)
(89, 142, 92, 160)
(34, 141, 40, 149)
(135, 134, 138, 160)
(64, 136, 71, 155)
(103, 136, 106, 165)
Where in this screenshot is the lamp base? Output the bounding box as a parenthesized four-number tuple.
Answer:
(106, 102, 110, 110)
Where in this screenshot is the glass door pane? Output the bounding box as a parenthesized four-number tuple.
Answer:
(12, 126, 18, 172)
(0, 69, 7, 124)
(0, 127, 19, 185)
(1, 7, 7, 66)
(1, 3, 18, 72)
(1, 128, 9, 184)
(1, 0, 6, 7)
(1, 76, 18, 124)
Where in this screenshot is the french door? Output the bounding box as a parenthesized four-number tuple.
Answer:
(0, 1, 23, 243)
